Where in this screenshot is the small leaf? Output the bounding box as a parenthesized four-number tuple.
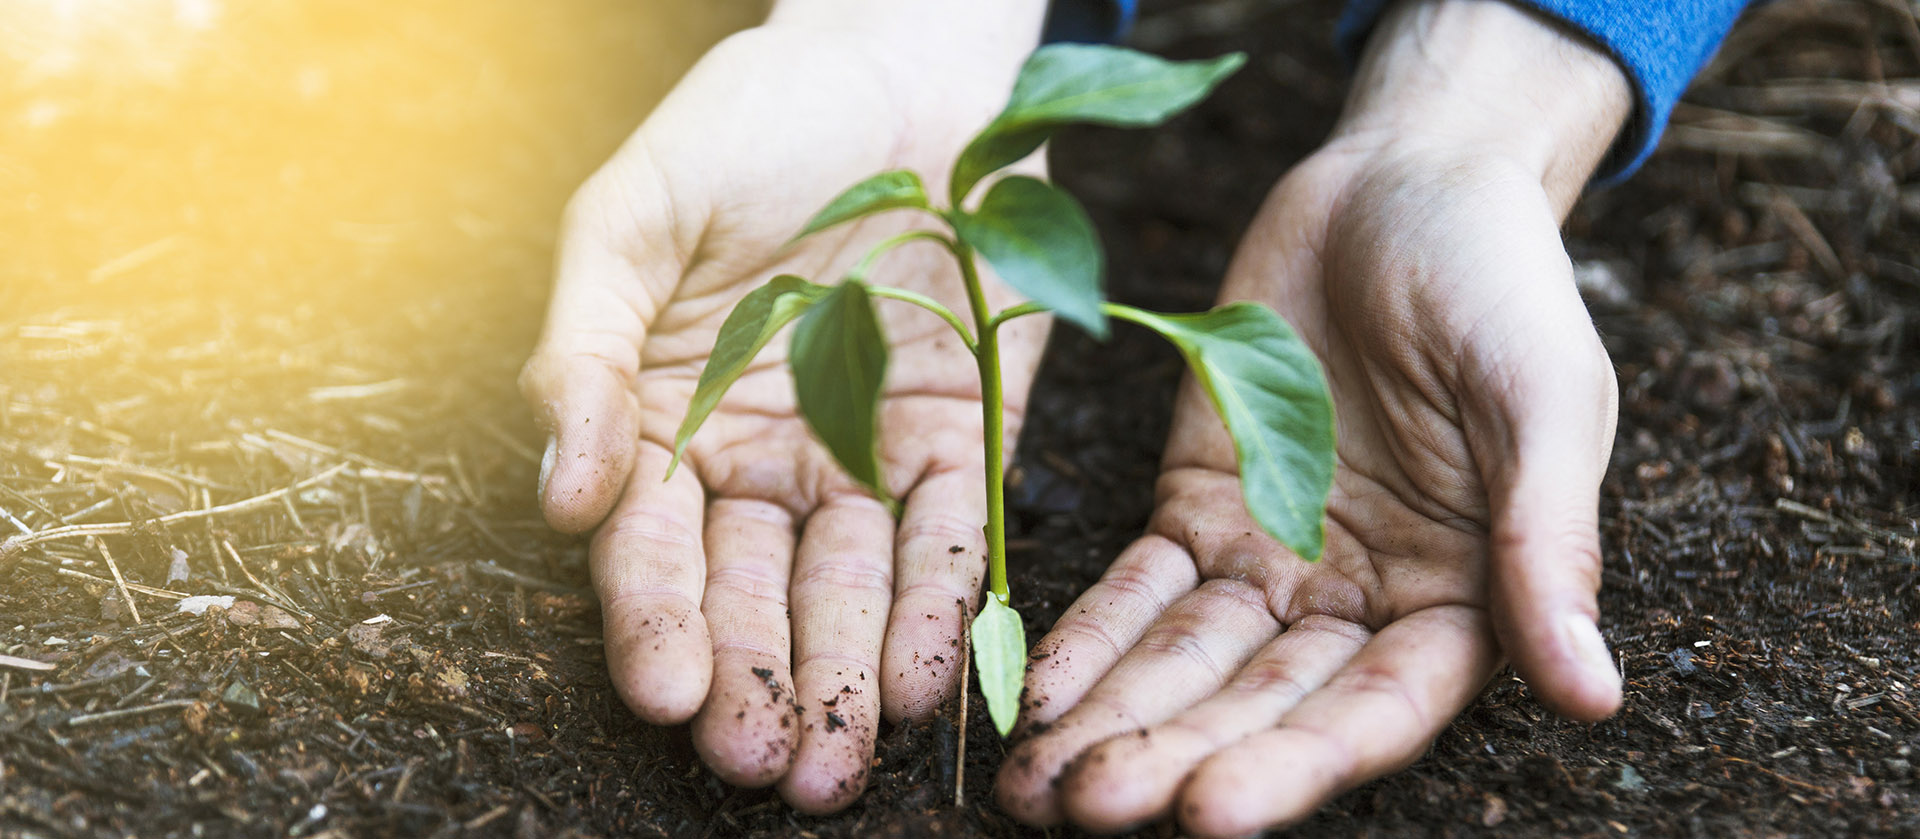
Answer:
(796, 170, 931, 240)
(949, 177, 1107, 337)
(950, 45, 1245, 205)
(789, 281, 892, 505)
(669, 276, 830, 477)
(1109, 302, 1335, 560)
(970, 595, 1026, 737)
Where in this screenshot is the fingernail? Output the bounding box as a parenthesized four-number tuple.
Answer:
(1561, 613, 1621, 690)
(538, 435, 557, 500)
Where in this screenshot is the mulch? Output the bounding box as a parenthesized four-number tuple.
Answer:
(1, 0, 1914, 836)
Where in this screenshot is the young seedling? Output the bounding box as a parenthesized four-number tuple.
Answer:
(668, 44, 1336, 738)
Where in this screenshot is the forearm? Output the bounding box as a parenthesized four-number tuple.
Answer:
(1331, 0, 1632, 214)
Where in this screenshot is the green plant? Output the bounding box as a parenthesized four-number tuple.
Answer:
(667, 44, 1336, 737)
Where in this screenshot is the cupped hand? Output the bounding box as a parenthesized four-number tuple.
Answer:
(995, 141, 1621, 834)
(993, 2, 1635, 830)
(518, 10, 1047, 814)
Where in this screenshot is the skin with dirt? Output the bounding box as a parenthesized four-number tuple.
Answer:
(0, 1, 1914, 837)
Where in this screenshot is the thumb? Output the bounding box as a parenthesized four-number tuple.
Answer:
(519, 182, 680, 533)
(1468, 292, 1623, 722)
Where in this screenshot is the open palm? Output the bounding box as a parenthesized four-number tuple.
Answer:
(519, 26, 1046, 813)
(996, 140, 1623, 835)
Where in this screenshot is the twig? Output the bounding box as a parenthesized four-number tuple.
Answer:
(1774, 498, 1918, 557)
(0, 484, 60, 522)
(65, 699, 197, 728)
(472, 419, 541, 464)
(1665, 104, 1831, 158)
(1769, 192, 1846, 278)
(59, 497, 118, 525)
(36, 563, 188, 600)
(220, 540, 304, 617)
(0, 463, 349, 551)
(464, 806, 513, 831)
(93, 539, 142, 625)
(307, 378, 410, 403)
(261, 429, 405, 474)
(448, 450, 479, 506)
(59, 453, 240, 493)
(353, 467, 448, 488)
(0, 507, 31, 536)
(0, 655, 55, 673)
(470, 560, 589, 596)
(1775, 498, 1834, 523)
(392, 760, 419, 802)
(463, 513, 540, 562)
(281, 493, 306, 533)
(956, 597, 970, 808)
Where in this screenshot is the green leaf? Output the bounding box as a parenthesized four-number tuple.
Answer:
(970, 595, 1026, 737)
(949, 176, 1107, 338)
(796, 170, 930, 241)
(669, 276, 831, 477)
(1109, 302, 1335, 561)
(789, 281, 892, 505)
(950, 45, 1245, 205)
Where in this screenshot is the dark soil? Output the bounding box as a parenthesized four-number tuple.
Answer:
(2, 1, 1916, 837)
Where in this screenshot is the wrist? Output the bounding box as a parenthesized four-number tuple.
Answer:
(766, 0, 1049, 71)
(1329, 0, 1631, 210)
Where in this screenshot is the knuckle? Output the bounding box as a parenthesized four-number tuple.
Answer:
(706, 565, 788, 606)
(1132, 621, 1224, 683)
(1190, 577, 1272, 617)
(1051, 617, 1128, 663)
(598, 580, 682, 614)
(712, 638, 789, 663)
(895, 578, 977, 607)
(792, 559, 891, 598)
(593, 509, 701, 554)
(1324, 662, 1432, 738)
(1494, 522, 1605, 597)
(1228, 659, 1310, 704)
(793, 650, 875, 680)
(1094, 556, 1182, 614)
(895, 511, 983, 553)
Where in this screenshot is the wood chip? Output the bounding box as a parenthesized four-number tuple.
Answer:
(0, 654, 55, 672)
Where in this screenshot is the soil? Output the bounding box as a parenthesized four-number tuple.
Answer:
(2, 0, 1916, 837)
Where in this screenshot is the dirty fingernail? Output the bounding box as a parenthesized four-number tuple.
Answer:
(538, 435, 557, 500)
(1561, 613, 1620, 689)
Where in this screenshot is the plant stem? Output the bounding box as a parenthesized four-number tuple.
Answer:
(866, 286, 976, 353)
(986, 301, 1049, 331)
(953, 241, 1009, 603)
(849, 229, 954, 279)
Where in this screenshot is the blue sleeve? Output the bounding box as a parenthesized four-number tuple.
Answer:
(1042, 0, 1137, 44)
(1338, 0, 1752, 185)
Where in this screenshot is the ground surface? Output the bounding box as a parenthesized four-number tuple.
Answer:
(1, 0, 1916, 837)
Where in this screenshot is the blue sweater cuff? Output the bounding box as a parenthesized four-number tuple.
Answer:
(1337, 0, 1751, 185)
(1043, 0, 1137, 44)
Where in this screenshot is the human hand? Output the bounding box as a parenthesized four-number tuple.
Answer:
(517, 0, 1049, 813)
(994, 0, 1634, 833)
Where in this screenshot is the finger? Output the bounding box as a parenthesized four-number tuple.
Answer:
(997, 577, 1273, 826)
(1470, 315, 1622, 721)
(1057, 615, 1369, 833)
(520, 185, 679, 533)
(879, 464, 987, 723)
(591, 441, 712, 725)
(1177, 605, 1499, 838)
(690, 498, 799, 788)
(1016, 536, 1199, 734)
(778, 494, 894, 814)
